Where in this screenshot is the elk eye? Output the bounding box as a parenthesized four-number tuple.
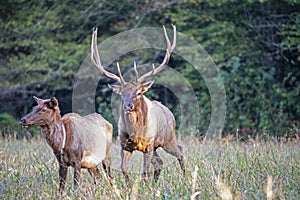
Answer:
(137, 91, 142, 96)
(41, 108, 47, 113)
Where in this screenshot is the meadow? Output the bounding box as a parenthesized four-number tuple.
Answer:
(0, 135, 299, 199)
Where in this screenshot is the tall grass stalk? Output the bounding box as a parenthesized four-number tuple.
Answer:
(0, 135, 299, 199)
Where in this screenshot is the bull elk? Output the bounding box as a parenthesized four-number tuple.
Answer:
(90, 25, 185, 183)
(20, 96, 113, 193)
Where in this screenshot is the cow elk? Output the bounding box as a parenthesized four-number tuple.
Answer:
(90, 25, 185, 183)
(20, 96, 113, 193)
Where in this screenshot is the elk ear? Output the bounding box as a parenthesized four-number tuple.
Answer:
(33, 96, 43, 104)
(108, 84, 122, 94)
(140, 80, 155, 94)
(47, 97, 59, 109)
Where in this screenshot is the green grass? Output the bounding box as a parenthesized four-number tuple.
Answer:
(0, 136, 299, 199)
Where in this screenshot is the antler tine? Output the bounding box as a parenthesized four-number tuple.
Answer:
(151, 64, 155, 76)
(117, 62, 125, 84)
(91, 27, 102, 70)
(163, 25, 172, 53)
(171, 24, 176, 53)
(90, 27, 124, 84)
(133, 61, 139, 84)
(137, 25, 176, 83)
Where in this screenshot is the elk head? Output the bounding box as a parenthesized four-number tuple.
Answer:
(90, 25, 176, 112)
(20, 96, 60, 128)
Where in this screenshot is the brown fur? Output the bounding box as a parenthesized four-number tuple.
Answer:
(90, 25, 183, 183)
(20, 96, 113, 193)
(114, 83, 185, 183)
(130, 96, 148, 127)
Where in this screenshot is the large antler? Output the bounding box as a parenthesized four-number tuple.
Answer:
(91, 25, 176, 85)
(136, 25, 176, 84)
(91, 27, 125, 84)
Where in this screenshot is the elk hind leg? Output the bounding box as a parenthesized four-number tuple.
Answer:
(102, 157, 112, 179)
(102, 158, 115, 185)
(88, 166, 100, 185)
(163, 142, 185, 174)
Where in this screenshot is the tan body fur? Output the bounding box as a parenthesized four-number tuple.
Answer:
(90, 25, 185, 183)
(20, 97, 112, 193)
(117, 88, 185, 182)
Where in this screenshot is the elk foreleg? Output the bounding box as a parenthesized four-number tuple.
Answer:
(121, 149, 132, 185)
(142, 145, 154, 181)
(73, 163, 81, 191)
(58, 163, 68, 194)
(151, 150, 163, 181)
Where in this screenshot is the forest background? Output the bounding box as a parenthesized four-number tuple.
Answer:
(0, 0, 299, 138)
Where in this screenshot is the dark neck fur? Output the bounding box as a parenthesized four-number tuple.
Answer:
(41, 111, 64, 153)
(121, 96, 148, 137)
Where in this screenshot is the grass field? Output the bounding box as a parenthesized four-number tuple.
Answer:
(0, 135, 299, 199)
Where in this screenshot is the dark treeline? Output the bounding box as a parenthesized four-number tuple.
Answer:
(0, 0, 299, 137)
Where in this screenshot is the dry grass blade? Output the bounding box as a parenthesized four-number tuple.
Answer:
(192, 165, 198, 194)
(129, 176, 141, 200)
(190, 191, 201, 200)
(1, 136, 300, 199)
(265, 176, 273, 200)
(215, 176, 233, 200)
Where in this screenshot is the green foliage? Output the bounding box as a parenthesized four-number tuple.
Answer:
(0, 113, 21, 134)
(0, 113, 39, 139)
(162, 0, 300, 135)
(0, 113, 24, 139)
(0, 0, 299, 135)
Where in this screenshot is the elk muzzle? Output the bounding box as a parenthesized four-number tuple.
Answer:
(20, 117, 29, 128)
(123, 103, 135, 112)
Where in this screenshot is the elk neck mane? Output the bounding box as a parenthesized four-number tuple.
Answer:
(53, 107, 61, 124)
(125, 95, 149, 128)
(42, 106, 65, 152)
(46, 106, 62, 129)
